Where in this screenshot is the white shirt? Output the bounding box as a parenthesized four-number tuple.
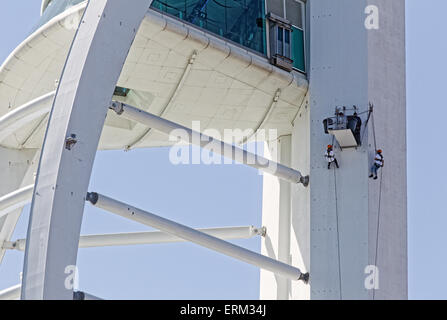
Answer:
(374, 153, 384, 166)
(325, 150, 335, 162)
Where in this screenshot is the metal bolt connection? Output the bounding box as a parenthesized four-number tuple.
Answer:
(300, 175, 310, 187)
(299, 272, 310, 284)
(86, 192, 99, 205)
(109, 101, 124, 115)
(73, 291, 85, 300)
(256, 226, 267, 237)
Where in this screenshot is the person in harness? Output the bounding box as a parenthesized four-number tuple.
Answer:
(369, 149, 384, 180)
(325, 145, 339, 170)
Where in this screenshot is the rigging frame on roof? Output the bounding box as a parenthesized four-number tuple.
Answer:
(323, 106, 363, 149)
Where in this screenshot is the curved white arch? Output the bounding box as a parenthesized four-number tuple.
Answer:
(0, 3, 86, 77)
(40, 0, 52, 15)
(21, 0, 153, 300)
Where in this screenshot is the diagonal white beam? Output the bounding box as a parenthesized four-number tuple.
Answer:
(0, 92, 55, 143)
(6, 226, 265, 251)
(0, 185, 34, 219)
(126, 51, 198, 150)
(87, 192, 309, 282)
(109, 102, 309, 186)
(0, 284, 21, 300)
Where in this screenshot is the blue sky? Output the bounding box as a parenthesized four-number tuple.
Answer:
(0, 1, 446, 299)
(406, 0, 447, 300)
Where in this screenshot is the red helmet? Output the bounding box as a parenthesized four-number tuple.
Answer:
(377, 149, 382, 153)
(327, 145, 333, 149)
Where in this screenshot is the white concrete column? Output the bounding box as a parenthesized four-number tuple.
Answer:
(366, 0, 407, 300)
(290, 98, 311, 300)
(308, 0, 370, 300)
(260, 135, 292, 299)
(306, 0, 406, 299)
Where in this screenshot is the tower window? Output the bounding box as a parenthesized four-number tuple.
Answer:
(267, 13, 293, 71)
(113, 86, 130, 97)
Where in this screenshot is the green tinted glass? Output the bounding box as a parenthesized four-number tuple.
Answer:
(291, 26, 305, 72)
(151, 0, 266, 55)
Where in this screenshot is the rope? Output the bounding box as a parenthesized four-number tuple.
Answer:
(328, 102, 383, 299)
(369, 104, 382, 299)
(371, 112, 377, 151)
(333, 165, 343, 299)
(329, 102, 382, 299)
(372, 167, 384, 300)
(360, 108, 372, 145)
(328, 135, 342, 298)
(356, 110, 370, 116)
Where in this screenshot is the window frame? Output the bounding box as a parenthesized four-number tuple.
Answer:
(285, 0, 306, 73)
(266, 0, 306, 73)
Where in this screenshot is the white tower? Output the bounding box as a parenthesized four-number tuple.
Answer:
(260, 0, 407, 299)
(0, 0, 406, 299)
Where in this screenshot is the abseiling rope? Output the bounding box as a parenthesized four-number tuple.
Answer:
(330, 135, 343, 298)
(333, 164, 343, 299)
(328, 104, 384, 299)
(371, 108, 383, 300)
(330, 106, 384, 299)
(360, 108, 372, 145)
(371, 112, 378, 151)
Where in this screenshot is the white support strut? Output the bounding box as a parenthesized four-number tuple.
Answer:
(86, 192, 309, 282)
(109, 102, 309, 186)
(0, 185, 34, 219)
(6, 226, 264, 251)
(0, 284, 21, 300)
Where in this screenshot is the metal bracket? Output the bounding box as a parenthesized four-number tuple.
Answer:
(109, 101, 124, 115)
(300, 175, 310, 187)
(86, 192, 99, 205)
(299, 272, 310, 284)
(253, 226, 267, 237)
